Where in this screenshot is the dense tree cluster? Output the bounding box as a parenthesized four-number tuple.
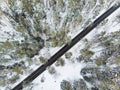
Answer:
(61, 31, 120, 90)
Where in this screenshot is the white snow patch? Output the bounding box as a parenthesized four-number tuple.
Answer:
(32, 62, 85, 90)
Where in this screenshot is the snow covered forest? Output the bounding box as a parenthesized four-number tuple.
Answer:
(0, 0, 120, 90)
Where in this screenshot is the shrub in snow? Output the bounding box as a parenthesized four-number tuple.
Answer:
(0, 78, 6, 86)
(48, 66, 56, 75)
(39, 56, 46, 64)
(109, 56, 120, 65)
(65, 52, 72, 59)
(12, 66, 23, 74)
(61, 79, 88, 90)
(40, 76, 45, 83)
(51, 28, 71, 47)
(60, 80, 72, 90)
(8, 75, 19, 84)
(80, 48, 94, 59)
(77, 55, 85, 62)
(58, 0, 64, 11)
(55, 58, 65, 67)
(99, 0, 105, 5)
(73, 79, 88, 90)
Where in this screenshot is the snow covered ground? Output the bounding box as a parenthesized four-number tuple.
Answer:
(0, 0, 120, 90)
